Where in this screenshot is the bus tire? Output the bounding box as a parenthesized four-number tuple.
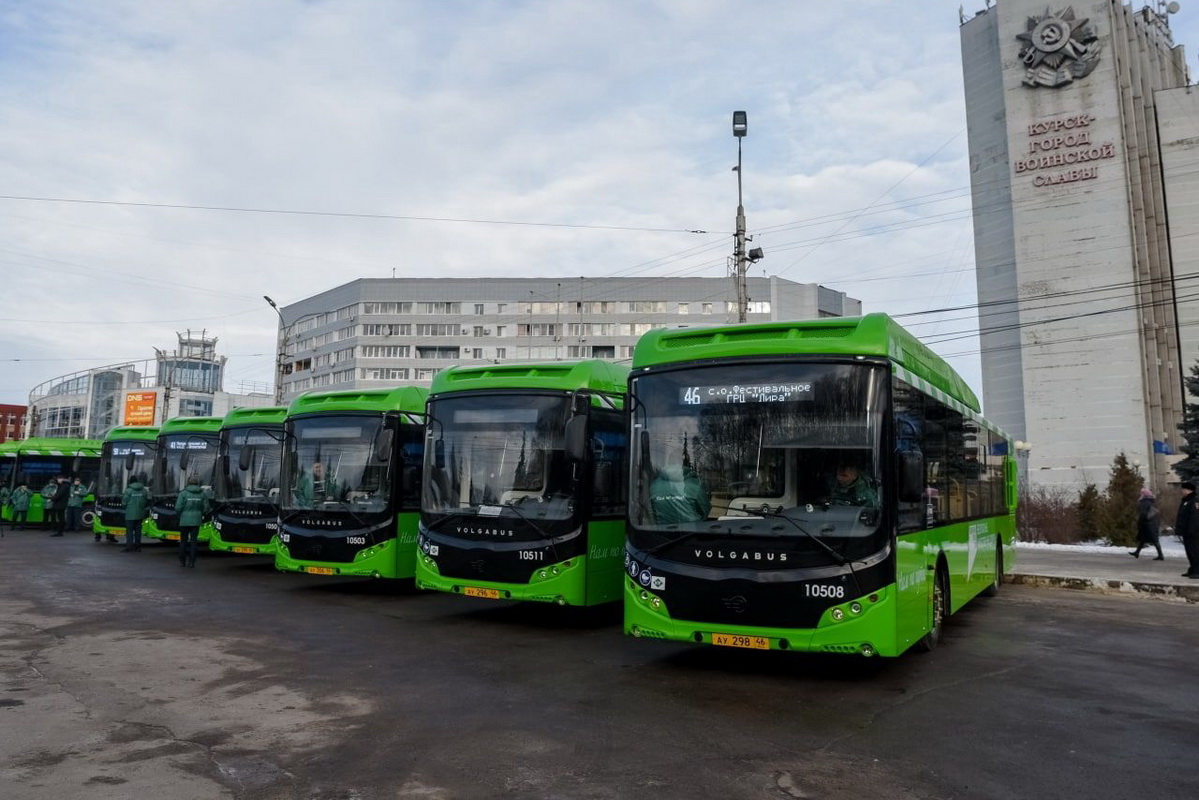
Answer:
(981, 540, 1002, 597)
(81, 509, 96, 528)
(918, 565, 948, 653)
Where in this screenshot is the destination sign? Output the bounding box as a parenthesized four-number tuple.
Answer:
(679, 382, 813, 405)
(167, 439, 212, 450)
(111, 445, 147, 457)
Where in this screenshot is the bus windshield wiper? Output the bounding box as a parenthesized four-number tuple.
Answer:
(747, 506, 865, 597)
(498, 501, 560, 563)
(646, 528, 715, 556)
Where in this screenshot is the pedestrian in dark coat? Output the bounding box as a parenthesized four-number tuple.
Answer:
(174, 476, 210, 568)
(121, 479, 150, 552)
(1130, 487, 1164, 560)
(48, 476, 70, 536)
(1177, 481, 1199, 578)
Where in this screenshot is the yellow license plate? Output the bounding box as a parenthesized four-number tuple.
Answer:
(464, 586, 501, 599)
(305, 566, 335, 575)
(165, 533, 180, 541)
(711, 633, 770, 650)
(232, 547, 255, 554)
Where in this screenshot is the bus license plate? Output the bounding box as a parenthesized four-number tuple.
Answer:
(711, 633, 770, 650)
(305, 566, 335, 575)
(232, 547, 255, 554)
(464, 586, 501, 599)
(165, 533, 180, 541)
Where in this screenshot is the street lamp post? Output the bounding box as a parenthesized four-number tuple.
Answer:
(264, 296, 324, 405)
(731, 111, 749, 324)
(1015, 440, 1033, 496)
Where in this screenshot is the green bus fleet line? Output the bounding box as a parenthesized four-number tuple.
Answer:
(275, 386, 428, 579)
(623, 313, 1017, 657)
(1, 437, 102, 526)
(210, 406, 288, 555)
(94, 426, 159, 538)
(416, 360, 629, 606)
(142, 416, 223, 543)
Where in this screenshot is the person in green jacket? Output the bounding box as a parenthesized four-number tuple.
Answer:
(11, 484, 32, 529)
(40, 479, 57, 527)
(0, 485, 9, 536)
(121, 478, 151, 552)
(174, 476, 211, 568)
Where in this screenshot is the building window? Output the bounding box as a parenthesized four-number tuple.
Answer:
(497, 303, 507, 314)
(360, 367, 410, 381)
(567, 346, 589, 357)
(359, 345, 410, 358)
(678, 303, 690, 315)
(470, 348, 483, 359)
(332, 347, 354, 363)
(415, 323, 460, 336)
(362, 302, 412, 315)
(579, 301, 618, 313)
(591, 346, 615, 358)
(517, 323, 560, 337)
(702, 303, 713, 314)
(418, 302, 461, 315)
(474, 304, 485, 315)
(496, 348, 506, 359)
(179, 398, 213, 417)
(627, 301, 667, 313)
(332, 369, 354, 383)
(496, 325, 507, 337)
(293, 358, 312, 372)
(362, 323, 409, 336)
(415, 368, 439, 381)
(472, 325, 489, 337)
(416, 346, 460, 359)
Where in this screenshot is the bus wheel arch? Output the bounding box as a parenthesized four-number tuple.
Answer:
(917, 556, 950, 653)
(81, 508, 97, 527)
(981, 538, 1002, 597)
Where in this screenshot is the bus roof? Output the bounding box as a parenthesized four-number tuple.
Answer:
(103, 426, 160, 442)
(158, 416, 225, 435)
(631, 313, 980, 413)
(4, 437, 102, 457)
(287, 385, 428, 417)
(429, 359, 629, 397)
(221, 405, 288, 427)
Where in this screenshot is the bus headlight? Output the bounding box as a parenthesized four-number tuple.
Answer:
(850, 602, 863, 615)
(831, 608, 845, 622)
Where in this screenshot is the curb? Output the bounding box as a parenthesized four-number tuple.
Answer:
(1008, 573, 1199, 604)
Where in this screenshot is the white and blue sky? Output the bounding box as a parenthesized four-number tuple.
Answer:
(2, 1, 1196, 408)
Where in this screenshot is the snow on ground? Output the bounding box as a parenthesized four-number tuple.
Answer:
(1016, 538, 1187, 556)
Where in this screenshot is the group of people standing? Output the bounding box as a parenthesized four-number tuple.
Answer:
(1, 474, 211, 568)
(0, 476, 92, 537)
(1132, 481, 1199, 578)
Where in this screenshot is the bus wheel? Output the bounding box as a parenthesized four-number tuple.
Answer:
(982, 540, 1002, 597)
(81, 510, 97, 528)
(918, 566, 948, 653)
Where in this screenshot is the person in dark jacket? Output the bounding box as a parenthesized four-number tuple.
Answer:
(121, 477, 151, 552)
(48, 476, 70, 536)
(1177, 481, 1199, 578)
(1130, 487, 1164, 560)
(174, 476, 211, 568)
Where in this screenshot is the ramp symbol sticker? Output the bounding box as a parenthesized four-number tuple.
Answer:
(650, 575, 666, 591)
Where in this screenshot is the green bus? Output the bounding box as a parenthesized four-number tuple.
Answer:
(275, 386, 427, 579)
(210, 406, 287, 555)
(416, 361, 630, 606)
(624, 313, 1017, 657)
(93, 426, 159, 538)
(142, 416, 223, 543)
(1, 437, 102, 527)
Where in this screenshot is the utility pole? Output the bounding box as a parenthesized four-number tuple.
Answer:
(731, 111, 749, 323)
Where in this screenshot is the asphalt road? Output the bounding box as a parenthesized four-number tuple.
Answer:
(1, 530, 1197, 800)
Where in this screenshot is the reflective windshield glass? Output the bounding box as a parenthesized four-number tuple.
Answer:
(423, 394, 574, 521)
(16, 455, 100, 494)
(218, 427, 283, 504)
(630, 362, 886, 542)
(0, 458, 14, 489)
(99, 441, 155, 495)
(283, 415, 391, 512)
(157, 434, 218, 496)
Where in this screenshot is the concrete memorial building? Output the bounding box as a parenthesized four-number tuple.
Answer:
(961, 1, 1199, 488)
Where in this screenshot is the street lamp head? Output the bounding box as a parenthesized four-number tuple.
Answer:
(263, 295, 278, 309)
(732, 110, 747, 138)
(748, 247, 764, 262)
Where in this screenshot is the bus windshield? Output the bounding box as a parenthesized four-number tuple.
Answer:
(630, 362, 887, 545)
(424, 394, 574, 521)
(16, 454, 101, 494)
(99, 441, 155, 495)
(157, 434, 218, 497)
(284, 415, 392, 513)
(218, 427, 282, 505)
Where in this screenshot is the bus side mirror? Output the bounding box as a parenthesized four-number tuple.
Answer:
(238, 446, 253, 472)
(564, 416, 589, 462)
(373, 427, 393, 463)
(433, 439, 445, 470)
(125, 452, 136, 472)
(897, 450, 924, 503)
(180, 450, 190, 471)
(72, 456, 82, 473)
